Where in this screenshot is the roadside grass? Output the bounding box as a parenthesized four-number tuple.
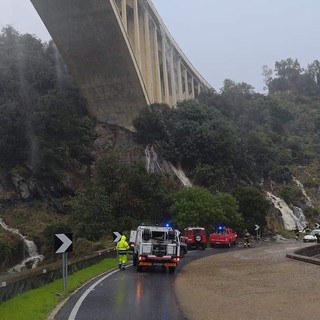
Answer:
(0, 258, 118, 320)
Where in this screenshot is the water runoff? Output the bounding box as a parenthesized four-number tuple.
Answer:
(145, 145, 311, 230)
(0, 218, 44, 272)
(266, 176, 312, 231)
(145, 145, 192, 187)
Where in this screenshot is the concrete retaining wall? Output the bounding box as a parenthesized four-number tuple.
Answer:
(286, 244, 320, 266)
(0, 249, 116, 302)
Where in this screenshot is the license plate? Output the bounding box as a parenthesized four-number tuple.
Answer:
(164, 262, 176, 267)
(139, 262, 152, 266)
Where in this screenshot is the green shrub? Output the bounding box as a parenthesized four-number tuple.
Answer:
(280, 186, 302, 204)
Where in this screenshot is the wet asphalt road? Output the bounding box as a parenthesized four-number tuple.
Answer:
(55, 246, 238, 320)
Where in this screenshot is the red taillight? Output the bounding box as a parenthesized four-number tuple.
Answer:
(139, 256, 146, 261)
(173, 257, 180, 263)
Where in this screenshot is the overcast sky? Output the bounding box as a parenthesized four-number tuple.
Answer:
(1, 0, 320, 92)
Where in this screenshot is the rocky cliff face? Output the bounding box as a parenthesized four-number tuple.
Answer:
(0, 122, 146, 272)
(0, 123, 145, 209)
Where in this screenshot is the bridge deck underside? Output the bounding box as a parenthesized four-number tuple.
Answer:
(31, 0, 148, 129)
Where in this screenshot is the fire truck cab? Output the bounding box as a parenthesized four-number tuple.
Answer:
(131, 225, 181, 273)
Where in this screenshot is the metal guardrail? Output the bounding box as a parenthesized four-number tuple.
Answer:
(2, 243, 318, 302)
(0, 249, 116, 302)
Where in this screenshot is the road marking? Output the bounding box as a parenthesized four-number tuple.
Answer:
(68, 266, 131, 320)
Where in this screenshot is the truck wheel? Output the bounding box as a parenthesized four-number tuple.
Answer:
(195, 234, 202, 242)
(180, 247, 185, 257)
(137, 265, 143, 272)
(168, 267, 176, 274)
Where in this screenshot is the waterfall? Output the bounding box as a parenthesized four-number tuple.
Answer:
(292, 206, 308, 229)
(266, 192, 307, 231)
(0, 218, 44, 272)
(169, 163, 192, 187)
(145, 144, 164, 173)
(144, 145, 192, 187)
(292, 176, 313, 207)
(53, 43, 64, 91)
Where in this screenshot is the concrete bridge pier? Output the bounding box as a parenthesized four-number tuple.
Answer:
(31, 0, 212, 129)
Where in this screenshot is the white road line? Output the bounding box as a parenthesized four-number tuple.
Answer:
(68, 266, 131, 320)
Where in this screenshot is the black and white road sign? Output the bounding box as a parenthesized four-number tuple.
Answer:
(315, 223, 320, 229)
(55, 233, 73, 253)
(255, 224, 260, 231)
(113, 231, 122, 243)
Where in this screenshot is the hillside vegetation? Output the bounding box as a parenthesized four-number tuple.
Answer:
(1, 27, 320, 270)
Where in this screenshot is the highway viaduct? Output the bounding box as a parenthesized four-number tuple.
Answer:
(31, 0, 212, 129)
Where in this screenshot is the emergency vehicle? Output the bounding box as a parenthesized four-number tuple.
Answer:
(130, 225, 181, 273)
(209, 226, 237, 247)
(181, 227, 207, 250)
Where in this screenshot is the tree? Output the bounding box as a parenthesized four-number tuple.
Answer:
(215, 193, 243, 228)
(245, 131, 277, 178)
(170, 187, 226, 230)
(221, 79, 255, 95)
(95, 155, 178, 226)
(307, 60, 320, 84)
(68, 185, 114, 241)
(33, 91, 95, 176)
(233, 187, 270, 229)
(262, 65, 273, 91)
(0, 101, 28, 168)
(133, 103, 173, 145)
(0, 26, 91, 174)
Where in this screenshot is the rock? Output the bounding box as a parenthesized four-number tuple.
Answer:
(11, 174, 32, 200)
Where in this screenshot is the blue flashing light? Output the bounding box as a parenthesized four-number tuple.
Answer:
(164, 221, 172, 228)
(216, 224, 225, 231)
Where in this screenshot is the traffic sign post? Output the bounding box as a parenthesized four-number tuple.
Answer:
(315, 223, 320, 229)
(255, 225, 260, 242)
(62, 252, 67, 290)
(55, 233, 73, 290)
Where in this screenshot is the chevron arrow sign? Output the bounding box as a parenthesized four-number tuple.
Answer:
(113, 231, 122, 243)
(55, 233, 73, 253)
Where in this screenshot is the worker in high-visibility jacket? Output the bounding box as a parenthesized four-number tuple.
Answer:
(116, 235, 130, 270)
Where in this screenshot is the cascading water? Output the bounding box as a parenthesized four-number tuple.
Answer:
(53, 43, 64, 91)
(145, 145, 163, 173)
(266, 192, 307, 231)
(169, 163, 192, 187)
(292, 176, 313, 207)
(0, 218, 44, 272)
(144, 145, 192, 187)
